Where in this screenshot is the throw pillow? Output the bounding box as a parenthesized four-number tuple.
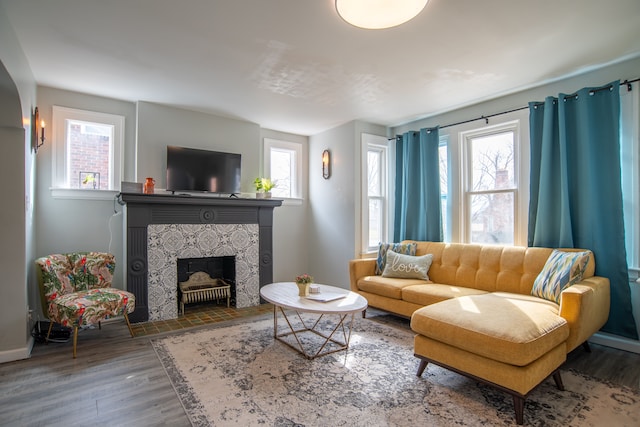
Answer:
(531, 249, 591, 303)
(375, 242, 417, 275)
(382, 250, 433, 280)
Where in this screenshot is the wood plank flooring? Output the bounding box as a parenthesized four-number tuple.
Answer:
(1, 310, 638, 426)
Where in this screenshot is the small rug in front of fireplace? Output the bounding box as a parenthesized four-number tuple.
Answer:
(151, 316, 639, 427)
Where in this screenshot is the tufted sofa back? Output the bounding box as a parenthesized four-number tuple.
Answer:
(404, 241, 596, 295)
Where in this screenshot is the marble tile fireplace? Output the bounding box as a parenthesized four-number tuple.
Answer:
(118, 193, 282, 322)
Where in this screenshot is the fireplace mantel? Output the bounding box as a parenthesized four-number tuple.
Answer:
(118, 192, 282, 322)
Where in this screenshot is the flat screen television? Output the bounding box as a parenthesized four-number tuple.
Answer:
(166, 146, 241, 194)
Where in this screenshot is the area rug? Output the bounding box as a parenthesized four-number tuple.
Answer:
(152, 315, 639, 426)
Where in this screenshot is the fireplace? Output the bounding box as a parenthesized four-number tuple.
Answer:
(177, 255, 237, 308)
(118, 193, 282, 323)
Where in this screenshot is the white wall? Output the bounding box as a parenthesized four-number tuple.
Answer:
(0, 5, 37, 362)
(308, 120, 387, 289)
(34, 87, 137, 295)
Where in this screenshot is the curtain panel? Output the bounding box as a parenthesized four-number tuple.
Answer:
(528, 81, 637, 339)
(393, 127, 442, 242)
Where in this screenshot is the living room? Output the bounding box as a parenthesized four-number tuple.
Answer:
(1, 1, 640, 425)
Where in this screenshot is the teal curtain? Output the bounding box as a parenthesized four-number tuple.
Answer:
(393, 127, 442, 242)
(528, 81, 637, 339)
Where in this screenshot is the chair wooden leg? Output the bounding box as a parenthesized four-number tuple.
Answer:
(72, 326, 79, 358)
(513, 395, 524, 425)
(582, 341, 591, 353)
(124, 311, 135, 338)
(45, 321, 54, 345)
(552, 370, 564, 391)
(98, 321, 102, 330)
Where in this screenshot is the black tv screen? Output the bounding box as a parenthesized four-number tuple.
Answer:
(166, 146, 241, 194)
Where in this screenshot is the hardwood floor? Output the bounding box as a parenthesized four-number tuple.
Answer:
(1, 310, 639, 426)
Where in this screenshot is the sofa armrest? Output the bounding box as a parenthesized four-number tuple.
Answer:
(349, 259, 377, 292)
(559, 276, 610, 353)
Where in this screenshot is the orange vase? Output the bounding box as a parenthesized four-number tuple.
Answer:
(143, 177, 155, 194)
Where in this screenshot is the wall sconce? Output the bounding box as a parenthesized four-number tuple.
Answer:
(33, 107, 46, 153)
(322, 149, 331, 179)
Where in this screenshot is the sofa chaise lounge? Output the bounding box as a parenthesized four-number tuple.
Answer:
(349, 241, 610, 424)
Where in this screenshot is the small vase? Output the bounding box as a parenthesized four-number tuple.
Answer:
(296, 282, 310, 296)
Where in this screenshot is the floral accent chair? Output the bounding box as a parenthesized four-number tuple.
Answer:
(35, 252, 136, 358)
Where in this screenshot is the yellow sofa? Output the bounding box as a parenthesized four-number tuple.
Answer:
(349, 241, 610, 425)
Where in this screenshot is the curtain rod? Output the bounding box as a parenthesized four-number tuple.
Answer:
(389, 77, 640, 140)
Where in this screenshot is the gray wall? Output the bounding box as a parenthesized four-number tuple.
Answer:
(0, 5, 37, 362)
(308, 120, 387, 289)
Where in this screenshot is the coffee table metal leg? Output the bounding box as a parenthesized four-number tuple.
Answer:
(271, 306, 361, 359)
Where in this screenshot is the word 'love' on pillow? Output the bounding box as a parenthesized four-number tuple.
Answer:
(382, 250, 433, 280)
(531, 249, 591, 303)
(375, 242, 417, 275)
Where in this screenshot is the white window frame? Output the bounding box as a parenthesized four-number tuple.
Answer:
(263, 138, 303, 201)
(51, 106, 124, 200)
(457, 119, 527, 246)
(361, 133, 390, 255)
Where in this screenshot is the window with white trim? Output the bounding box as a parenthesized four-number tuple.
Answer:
(461, 122, 519, 245)
(263, 138, 302, 199)
(361, 134, 389, 254)
(52, 106, 124, 192)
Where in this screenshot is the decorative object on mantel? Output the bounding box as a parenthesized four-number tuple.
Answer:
(254, 177, 276, 198)
(295, 273, 313, 296)
(152, 317, 640, 426)
(322, 149, 331, 179)
(143, 177, 155, 194)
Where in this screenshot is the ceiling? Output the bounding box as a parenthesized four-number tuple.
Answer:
(2, 0, 640, 136)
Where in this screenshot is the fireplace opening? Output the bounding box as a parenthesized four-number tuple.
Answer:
(177, 256, 236, 313)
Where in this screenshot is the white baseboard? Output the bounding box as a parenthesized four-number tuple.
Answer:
(590, 331, 640, 354)
(0, 336, 34, 364)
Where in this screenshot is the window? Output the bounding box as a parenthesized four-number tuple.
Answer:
(462, 123, 519, 245)
(439, 136, 449, 241)
(361, 134, 389, 254)
(263, 138, 302, 199)
(52, 106, 124, 195)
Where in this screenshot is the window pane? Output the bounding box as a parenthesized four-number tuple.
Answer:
(270, 149, 292, 198)
(439, 144, 448, 240)
(367, 150, 381, 196)
(469, 192, 514, 245)
(67, 119, 113, 189)
(368, 198, 383, 247)
(470, 132, 514, 191)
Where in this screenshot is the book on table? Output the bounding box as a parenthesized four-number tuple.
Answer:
(305, 292, 347, 302)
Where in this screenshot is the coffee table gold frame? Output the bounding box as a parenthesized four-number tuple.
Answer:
(272, 306, 357, 359)
(260, 282, 368, 360)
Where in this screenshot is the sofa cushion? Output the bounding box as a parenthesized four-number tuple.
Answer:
(410, 292, 569, 366)
(382, 250, 433, 280)
(402, 284, 487, 306)
(531, 250, 591, 303)
(375, 242, 417, 275)
(357, 276, 430, 300)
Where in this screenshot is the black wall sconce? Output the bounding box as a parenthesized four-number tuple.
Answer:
(322, 149, 331, 179)
(33, 107, 45, 153)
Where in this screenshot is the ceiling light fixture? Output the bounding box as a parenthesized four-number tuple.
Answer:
(335, 0, 429, 30)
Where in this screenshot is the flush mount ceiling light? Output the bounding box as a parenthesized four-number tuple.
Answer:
(335, 0, 429, 30)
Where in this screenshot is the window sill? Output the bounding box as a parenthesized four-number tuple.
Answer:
(50, 188, 119, 201)
(281, 198, 304, 207)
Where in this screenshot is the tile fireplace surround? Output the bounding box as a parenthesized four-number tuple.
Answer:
(118, 193, 282, 323)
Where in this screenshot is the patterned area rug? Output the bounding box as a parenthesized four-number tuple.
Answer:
(152, 315, 639, 426)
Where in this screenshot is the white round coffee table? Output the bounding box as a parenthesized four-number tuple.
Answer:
(260, 282, 368, 359)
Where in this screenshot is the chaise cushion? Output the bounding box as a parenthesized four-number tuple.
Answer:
(411, 292, 569, 366)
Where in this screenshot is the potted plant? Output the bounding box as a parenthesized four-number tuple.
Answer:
(254, 177, 276, 198)
(295, 273, 313, 296)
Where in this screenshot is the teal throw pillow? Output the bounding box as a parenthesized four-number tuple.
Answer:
(382, 250, 433, 280)
(531, 249, 591, 303)
(376, 242, 417, 275)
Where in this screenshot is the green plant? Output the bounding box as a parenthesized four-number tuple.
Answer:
(254, 177, 276, 192)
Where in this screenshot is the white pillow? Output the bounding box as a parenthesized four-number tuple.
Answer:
(382, 250, 433, 280)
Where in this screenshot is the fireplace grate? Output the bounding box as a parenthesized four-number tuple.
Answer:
(179, 272, 231, 315)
